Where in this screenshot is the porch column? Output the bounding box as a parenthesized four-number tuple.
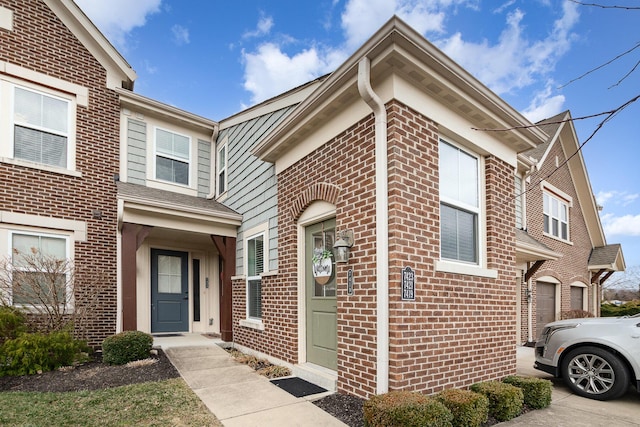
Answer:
(212, 235, 236, 342)
(121, 223, 153, 331)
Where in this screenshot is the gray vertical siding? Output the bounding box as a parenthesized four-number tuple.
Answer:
(126, 118, 147, 185)
(218, 106, 296, 275)
(197, 139, 211, 197)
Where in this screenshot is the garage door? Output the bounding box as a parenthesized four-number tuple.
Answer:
(536, 282, 556, 340)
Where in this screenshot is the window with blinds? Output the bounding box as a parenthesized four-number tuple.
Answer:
(515, 175, 524, 229)
(155, 128, 190, 185)
(439, 139, 479, 264)
(217, 144, 227, 196)
(543, 192, 569, 240)
(13, 86, 69, 168)
(247, 233, 264, 319)
(10, 233, 68, 306)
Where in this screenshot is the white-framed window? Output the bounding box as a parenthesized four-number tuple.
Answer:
(8, 83, 74, 170)
(439, 139, 480, 264)
(543, 192, 569, 241)
(154, 127, 190, 186)
(9, 231, 69, 307)
(515, 174, 525, 229)
(217, 142, 227, 196)
(246, 232, 265, 320)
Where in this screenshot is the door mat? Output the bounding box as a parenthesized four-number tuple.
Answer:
(270, 377, 328, 397)
(152, 333, 183, 337)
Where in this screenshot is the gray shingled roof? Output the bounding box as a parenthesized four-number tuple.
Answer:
(117, 181, 240, 217)
(589, 244, 622, 268)
(522, 111, 568, 161)
(516, 228, 554, 253)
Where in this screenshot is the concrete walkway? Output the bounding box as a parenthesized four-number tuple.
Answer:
(155, 335, 639, 427)
(154, 334, 347, 427)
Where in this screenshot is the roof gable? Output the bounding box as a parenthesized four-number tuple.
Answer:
(43, 0, 136, 89)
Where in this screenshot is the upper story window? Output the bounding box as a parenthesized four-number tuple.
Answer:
(246, 232, 265, 320)
(217, 143, 227, 196)
(515, 174, 524, 229)
(155, 128, 190, 186)
(10, 232, 69, 306)
(13, 85, 70, 169)
(439, 139, 479, 264)
(543, 192, 569, 240)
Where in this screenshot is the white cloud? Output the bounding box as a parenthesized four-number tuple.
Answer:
(243, 14, 274, 39)
(522, 83, 566, 122)
(171, 24, 190, 45)
(242, 44, 335, 104)
(601, 213, 640, 237)
(75, 0, 162, 48)
(597, 190, 640, 208)
(436, 2, 579, 95)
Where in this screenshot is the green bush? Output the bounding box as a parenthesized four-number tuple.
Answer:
(363, 390, 453, 427)
(601, 300, 640, 317)
(503, 375, 552, 409)
(102, 330, 153, 365)
(470, 381, 523, 422)
(0, 307, 27, 345)
(0, 331, 89, 376)
(436, 389, 489, 427)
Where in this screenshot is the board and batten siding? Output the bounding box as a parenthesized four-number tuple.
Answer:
(218, 106, 295, 276)
(126, 118, 147, 185)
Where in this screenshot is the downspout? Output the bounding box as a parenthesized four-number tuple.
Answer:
(526, 264, 533, 343)
(207, 123, 221, 199)
(357, 57, 389, 395)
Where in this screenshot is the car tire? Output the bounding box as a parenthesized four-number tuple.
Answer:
(560, 346, 629, 400)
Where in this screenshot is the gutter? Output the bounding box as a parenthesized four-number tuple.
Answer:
(357, 57, 389, 395)
(207, 124, 221, 200)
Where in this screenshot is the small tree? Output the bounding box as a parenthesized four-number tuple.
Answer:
(0, 248, 109, 342)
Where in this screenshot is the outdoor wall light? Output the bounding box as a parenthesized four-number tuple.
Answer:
(333, 230, 354, 263)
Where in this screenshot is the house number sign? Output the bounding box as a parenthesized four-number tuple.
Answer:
(347, 268, 354, 296)
(401, 266, 415, 301)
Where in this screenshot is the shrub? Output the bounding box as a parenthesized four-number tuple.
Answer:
(470, 381, 523, 422)
(363, 390, 453, 427)
(560, 309, 594, 320)
(0, 306, 27, 345)
(601, 300, 640, 317)
(436, 389, 489, 427)
(0, 330, 89, 376)
(102, 331, 153, 365)
(503, 376, 552, 409)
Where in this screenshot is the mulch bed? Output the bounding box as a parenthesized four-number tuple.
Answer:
(0, 349, 180, 393)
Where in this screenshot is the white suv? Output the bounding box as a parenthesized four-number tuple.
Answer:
(534, 313, 640, 400)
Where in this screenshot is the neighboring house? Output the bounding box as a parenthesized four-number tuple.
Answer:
(0, 0, 135, 346)
(515, 111, 625, 344)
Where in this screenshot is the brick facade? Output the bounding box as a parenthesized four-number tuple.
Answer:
(524, 138, 595, 339)
(233, 100, 517, 398)
(0, 0, 120, 346)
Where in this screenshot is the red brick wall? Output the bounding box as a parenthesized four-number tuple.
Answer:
(0, 0, 120, 346)
(525, 139, 594, 338)
(233, 99, 517, 398)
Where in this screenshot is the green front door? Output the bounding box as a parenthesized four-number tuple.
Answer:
(305, 219, 337, 370)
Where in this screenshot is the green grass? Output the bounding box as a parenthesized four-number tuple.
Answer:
(0, 378, 222, 426)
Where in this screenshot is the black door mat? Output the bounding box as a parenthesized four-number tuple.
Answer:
(270, 377, 328, 397)
(151, 333, 183, 337)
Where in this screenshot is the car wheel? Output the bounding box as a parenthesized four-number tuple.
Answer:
(560, 346, 629, 400)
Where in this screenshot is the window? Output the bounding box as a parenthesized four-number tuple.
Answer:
(10, 232, 68, 306)
(439, 139, 479, 264)
(246, 233, 264, 319)
(13, 86, 69, 168)
(515, 175, 524, 229)
(543, 192, 568, 240)
(155, 128, 190, 185)
(217, 143, 227, 196)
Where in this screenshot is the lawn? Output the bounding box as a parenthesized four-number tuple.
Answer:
(0, 378, 222, 426)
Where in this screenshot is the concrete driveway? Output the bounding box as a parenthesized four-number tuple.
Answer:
(503, 346, 639, 426)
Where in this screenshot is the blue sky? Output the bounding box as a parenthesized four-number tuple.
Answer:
(75, 0, 640, 268)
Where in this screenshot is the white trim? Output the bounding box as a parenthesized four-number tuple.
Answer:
(239, 318, 265, 331)
(435, 260, 498, 278)
(216, 138, 228, 198)
(540, 181, 573, 206)
(0, 211, 86, 241)
(537, 275, 561, 284)
(0, 6, 13, 31)
(243, 223, 269, 322)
